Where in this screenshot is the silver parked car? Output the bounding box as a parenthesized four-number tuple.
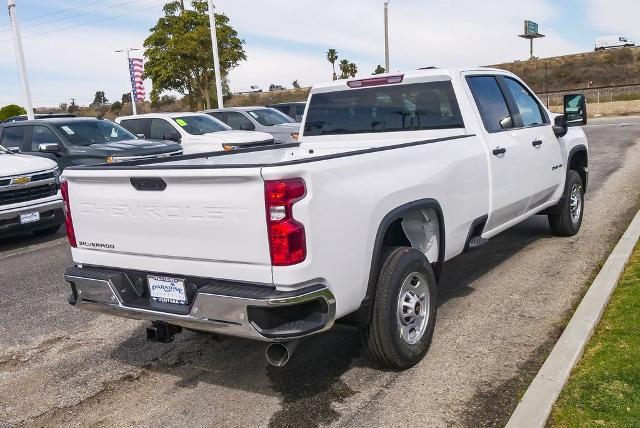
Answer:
(202, 107, 301, 144)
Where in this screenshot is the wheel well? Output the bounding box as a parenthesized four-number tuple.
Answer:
(569, 149, 588, 191)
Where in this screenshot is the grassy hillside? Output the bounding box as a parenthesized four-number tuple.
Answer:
(493, 47, 640, 92)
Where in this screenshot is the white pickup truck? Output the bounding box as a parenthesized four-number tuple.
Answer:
(0, 145, 64, 238)
(63, 68, 588, 369)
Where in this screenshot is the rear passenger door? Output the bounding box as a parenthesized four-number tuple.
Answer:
(466, 75, 533, 231)
(501, 77, 563, 211)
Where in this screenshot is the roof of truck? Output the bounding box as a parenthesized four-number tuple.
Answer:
(116, 112, 210, 121)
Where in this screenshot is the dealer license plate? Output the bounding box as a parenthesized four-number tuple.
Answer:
(148, 275, 187, 305)
(20, 211, 40, 224)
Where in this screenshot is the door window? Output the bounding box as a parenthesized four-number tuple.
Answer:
(467, 76, 514, 133)
(32, 126, 60, 150)
(0, 126, 28, 151)
(119, 118, 151, 137)
(207, 112, 228, 125)
(503, 78, 547, 127)
(150, 119, 177, 140)
(226, 112, 255, 130)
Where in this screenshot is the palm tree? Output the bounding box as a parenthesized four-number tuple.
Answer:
(339, 59, 350, 79)
(348, 62, 358, 78)
(373, 65, 385, 75)
(327, 49, 338, 80)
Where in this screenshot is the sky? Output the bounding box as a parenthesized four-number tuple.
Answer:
(0, 0, 638, 108)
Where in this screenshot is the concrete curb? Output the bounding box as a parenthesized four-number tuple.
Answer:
(506, 208, 640, 428)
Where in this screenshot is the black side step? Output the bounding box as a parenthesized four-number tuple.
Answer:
(463, 215, 489, 253)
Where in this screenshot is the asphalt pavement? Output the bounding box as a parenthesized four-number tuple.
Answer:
(1, 116, 640, 427)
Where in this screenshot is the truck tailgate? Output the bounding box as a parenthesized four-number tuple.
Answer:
(64, 167, 272, 284)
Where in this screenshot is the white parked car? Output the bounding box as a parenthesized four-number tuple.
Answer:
(62, 68, 588, 369)
(0, 145, 64, 238)
(595, 35, 635, 50)
(115, 113, 274, 155)
(203, 107, 301, 144)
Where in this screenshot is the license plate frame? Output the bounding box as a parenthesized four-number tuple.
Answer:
(147, 275, 187, 305)
(20, 211, 40, 224)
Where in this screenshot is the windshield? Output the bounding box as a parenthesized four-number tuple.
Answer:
(173, 115, 230, 135)
(247, 108, 294, 126)
(55, 120, 136, 146)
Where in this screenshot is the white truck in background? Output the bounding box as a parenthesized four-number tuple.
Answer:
(0, 145, 63, 238)
(62, 68, 589, 369)
(595, 35, 635, 50)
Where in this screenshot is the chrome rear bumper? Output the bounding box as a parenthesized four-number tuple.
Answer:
(65, 266, 336, 341)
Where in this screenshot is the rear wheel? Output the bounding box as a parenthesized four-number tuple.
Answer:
(548, 170, 584, 236)
(361, 247, 437, 369)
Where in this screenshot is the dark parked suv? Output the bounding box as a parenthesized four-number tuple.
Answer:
(0, 118, 182, 170)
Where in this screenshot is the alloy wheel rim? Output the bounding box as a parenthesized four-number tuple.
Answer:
(569, 184, 582, 224)
(397, 271, 430, 345)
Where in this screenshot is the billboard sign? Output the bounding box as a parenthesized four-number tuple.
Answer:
(524, 20, 539, 36)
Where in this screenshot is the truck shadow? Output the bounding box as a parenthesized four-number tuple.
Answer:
(0, 228, 65, 253)
(108, 215, 551, 427)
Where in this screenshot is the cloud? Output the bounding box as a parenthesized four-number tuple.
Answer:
(585, 0, 640, 41)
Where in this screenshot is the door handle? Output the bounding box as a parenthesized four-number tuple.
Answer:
(532, 139, 543, 147)
(492, 147, 506, 156)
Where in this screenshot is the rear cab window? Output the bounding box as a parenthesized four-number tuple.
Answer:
(304, 81, 464, 136)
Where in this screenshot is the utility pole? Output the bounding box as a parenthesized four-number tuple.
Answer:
(8, 0, 34, 120)
(207, 0, 224, 108)
(384, 0, 390, 73)
(115, 48, 139, 115)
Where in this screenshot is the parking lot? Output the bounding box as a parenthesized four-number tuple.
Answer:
(1, 116, 640, 427)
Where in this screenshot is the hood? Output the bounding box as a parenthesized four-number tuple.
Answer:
(186, 130, 274, 145)
(0, 152, 57, 177)
(83, 139, 181, 154)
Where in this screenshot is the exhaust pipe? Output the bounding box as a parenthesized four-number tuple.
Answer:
(265, 340, 299, 367)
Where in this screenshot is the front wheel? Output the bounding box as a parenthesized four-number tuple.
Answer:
(361, 247, 438, 369)
(548, 170, 584, 236)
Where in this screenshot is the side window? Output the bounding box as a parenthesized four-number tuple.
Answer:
(467, 76, 514, 133)
(0, 126, 28, 151)
(32, 126, 60, 150)
(120, 119, 151, 137)
(150, 119, 176, 139)
(227, 112, 255, 130)
(503, 78, 547, 127)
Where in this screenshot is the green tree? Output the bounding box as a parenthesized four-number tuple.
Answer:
(121, 93, 131, 104)
(339, 59, 350, 79)
(292, 80, 300, 89)
(348, 62, 358, 78)
(327, 48, 338, 80)
(144, 0, 246, 110)
(110, 101, 123, 112)
(0, 104, 26, 121)
(373, 65, 385, 74)
(93, 91, 108, 104)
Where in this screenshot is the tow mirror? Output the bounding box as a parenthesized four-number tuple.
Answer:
(553, 115, 568, 138)
(564, 94, 587, 126)
(38, 143, 60, 153)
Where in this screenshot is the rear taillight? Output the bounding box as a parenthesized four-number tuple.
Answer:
(264, 179, 306, 266)
(347, 74, 404, 88)
(60, 180, 77, 247)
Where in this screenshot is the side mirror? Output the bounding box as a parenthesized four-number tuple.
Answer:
(499, 116, 513, 129)
(239, 123, 255, 131)
(6, 146, 21, 153)
(163, 132, 181, 143)
(564, 94, 587, 126)
(135, 133, 146, 139)
(39, 143, 60, 153)
(553, 115, 568, 138)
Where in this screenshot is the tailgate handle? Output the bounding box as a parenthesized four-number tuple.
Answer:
(130, 177, 167, 191)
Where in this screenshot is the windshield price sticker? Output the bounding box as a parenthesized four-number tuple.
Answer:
(175, 119, 188, 127)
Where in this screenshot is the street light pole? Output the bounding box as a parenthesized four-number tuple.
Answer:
(115, 47, 139, 115)
(207, 0, 223, 108)
(8, 0, 34, 120)
(384, 0, 390, 73)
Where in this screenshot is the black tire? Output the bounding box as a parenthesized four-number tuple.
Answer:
(33, 225, 61, 236)
(548, 170, 584, 236)
(361, 247, 438, 369)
